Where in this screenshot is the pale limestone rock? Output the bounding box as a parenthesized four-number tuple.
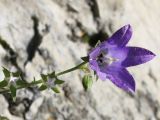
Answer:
(0, 0, 159, 120)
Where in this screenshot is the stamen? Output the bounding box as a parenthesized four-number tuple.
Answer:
(97, 51, 119, 66)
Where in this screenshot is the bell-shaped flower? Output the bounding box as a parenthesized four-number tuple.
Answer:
(89, 24, 155, 92)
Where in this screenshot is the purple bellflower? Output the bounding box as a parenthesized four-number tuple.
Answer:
(89, 24, 155, 92)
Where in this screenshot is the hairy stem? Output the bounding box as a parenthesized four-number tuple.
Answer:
(56, 61, 87, 76)
(0, 62, 87, 94)
(0, 79, 42, 94)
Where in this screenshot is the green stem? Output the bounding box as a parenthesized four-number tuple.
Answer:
(0, 79, 42, 94)
(56, 61, 87, 76)
(0, 61, 87, 94)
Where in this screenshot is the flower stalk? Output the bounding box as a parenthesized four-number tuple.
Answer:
(0, 61, 87, 94)
(56, 61, 87, 76)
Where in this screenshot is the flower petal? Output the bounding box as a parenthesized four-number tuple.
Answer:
(89, 60, 99, 71)
(107, 47, 128, 63)
(89, 47, 100, 60)
(107, 24, 132, 47)
(122, 47, 156, 67)
(104, 67, 135, 92)
(97, 71, 107, 80)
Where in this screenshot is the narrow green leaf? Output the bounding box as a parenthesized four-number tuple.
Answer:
(10, 85, 16, 101)
(39, 84, 47, 91)
(40, 74, 47, 82)
(0, 80, 8, 88)
(81, 56, 89, 62)
(31, 77, 36, 84)
(52, 87, 60, 93)
(16, 79, 27, 86)
(82, 75, 93, 91)
(2, 67, 10, 78)
(48, 71, 55, 78)
(55, 79, 64, 84)
(12, 71, 21, 77)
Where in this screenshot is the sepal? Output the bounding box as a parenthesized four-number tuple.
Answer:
(0, 80, 8, 88)
(55, 79, 65, 85)
(41, 74, 47, 82)
(39, 84, 47, 91)
(2, 67, 10, 78)
(10, 85, 16, 102)
(51, 87, 60, 93)
(81, 56, 89, 62)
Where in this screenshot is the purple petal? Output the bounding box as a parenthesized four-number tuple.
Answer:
(107, 24, 132, 47)
(97, 71, 107, 80)
(89, 60, 99, 71)
(104, 67, 135, 92)
(107, 47, 128, 63)
(122, 47, 156, 67)
(89, 59, 107, 80)
(89, 47, 101, 71)
(89, 47, 100, 60)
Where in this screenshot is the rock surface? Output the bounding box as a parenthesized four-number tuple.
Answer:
(0, 0, 159, 120)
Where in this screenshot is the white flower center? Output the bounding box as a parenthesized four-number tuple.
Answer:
(97, 51, 118, 66)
